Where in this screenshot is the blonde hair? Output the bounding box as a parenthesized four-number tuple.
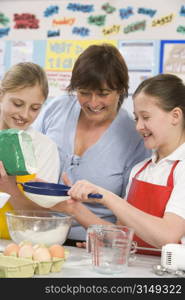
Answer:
(0, 62, 49, 99)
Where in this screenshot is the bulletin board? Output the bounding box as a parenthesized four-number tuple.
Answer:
(0, 0, 185, 107)
(159, 40, 185, 82)
(1, 0, 184, 40)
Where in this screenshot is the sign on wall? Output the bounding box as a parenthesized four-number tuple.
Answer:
(0, 0, 185, 40)
(160, 40, 185, 82)
(0, 0, 185, 111)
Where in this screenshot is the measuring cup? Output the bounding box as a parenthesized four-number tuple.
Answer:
(86, 224, 135, 274)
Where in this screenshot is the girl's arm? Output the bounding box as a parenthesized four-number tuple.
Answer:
(67, 179, 185, 248)
(0, 161, 47, 210)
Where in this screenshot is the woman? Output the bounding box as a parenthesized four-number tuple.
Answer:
(0, 62, 60, 239)
(62, 74, 185, 254)
(33, 44, 150, 244)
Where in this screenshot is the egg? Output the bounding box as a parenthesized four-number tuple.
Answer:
(49, 244, 65, 258)
(19, 241, 32, 247)
(3, 243, 19, 257)
(33, 243, 46, 250)
(33, 246, 51, 261)
(18, 244, 34, 259)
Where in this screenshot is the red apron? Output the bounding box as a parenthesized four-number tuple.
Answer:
(127, 159, 179, 255)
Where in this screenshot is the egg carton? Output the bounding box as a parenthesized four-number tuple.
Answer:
(0, 253, 66, 278)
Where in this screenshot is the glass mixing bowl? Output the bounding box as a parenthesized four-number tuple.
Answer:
(6, 210, 73, 246)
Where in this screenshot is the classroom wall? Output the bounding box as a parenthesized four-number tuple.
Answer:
(0, 0, 185, 114)
(1, 0, 184, 40)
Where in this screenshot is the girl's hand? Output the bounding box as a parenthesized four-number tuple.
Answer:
(0, 161, 17, 195)
(68, 180, 103, 202)
(61, 173, 105, 204)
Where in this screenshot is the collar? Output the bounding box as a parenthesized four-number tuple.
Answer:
(151, 142, 185, 163)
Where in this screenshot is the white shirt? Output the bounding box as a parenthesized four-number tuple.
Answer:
(126, 143, 185, 243)
(26, 127, 60, 183)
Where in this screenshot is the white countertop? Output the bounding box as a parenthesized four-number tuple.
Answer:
(44, 246, 162, 278)
(0, 238, 166, 278)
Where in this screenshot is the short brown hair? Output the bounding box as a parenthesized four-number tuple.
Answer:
(67, 43, 129, 109)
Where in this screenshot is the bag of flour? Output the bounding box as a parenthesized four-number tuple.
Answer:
(0, 129, 37, 175)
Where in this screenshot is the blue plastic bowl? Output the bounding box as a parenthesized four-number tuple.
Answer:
(22, 182, 70, 196)
(22, 181, 103, 202)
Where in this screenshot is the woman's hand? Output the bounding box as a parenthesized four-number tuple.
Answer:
(61, 172, 72, 186)
(50, 199, 78, 215)
(76, 241, 86, 248)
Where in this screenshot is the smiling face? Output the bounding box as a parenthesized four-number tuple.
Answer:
(0, 84, 45, 130)
(133, 92, 184, 158)
(77, 86, 120, 124)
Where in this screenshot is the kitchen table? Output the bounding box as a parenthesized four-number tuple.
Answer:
(0, 238, 170, 278)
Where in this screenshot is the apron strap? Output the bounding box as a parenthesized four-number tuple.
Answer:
(167, 160, 180, 187)
(134, 159, 152, 178)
